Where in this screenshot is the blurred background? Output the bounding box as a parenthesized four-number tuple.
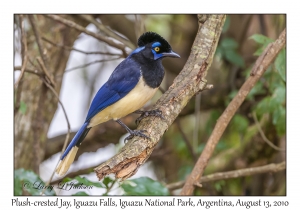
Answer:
(14, 14, 286, 196)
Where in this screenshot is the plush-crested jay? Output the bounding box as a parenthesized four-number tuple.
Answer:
(56, 32, 180, 176)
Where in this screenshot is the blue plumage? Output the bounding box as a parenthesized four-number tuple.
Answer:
(86, 56, 141, 121)
(61, 122, 89, 160)
(55, 31, 180, 176)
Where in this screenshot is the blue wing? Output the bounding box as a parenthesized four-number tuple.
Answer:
(85, 56, 141, 122)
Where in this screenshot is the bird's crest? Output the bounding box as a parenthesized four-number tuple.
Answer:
(138, 32, 171, 52)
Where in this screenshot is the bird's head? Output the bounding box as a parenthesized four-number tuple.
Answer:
(131, 32, 180, 60)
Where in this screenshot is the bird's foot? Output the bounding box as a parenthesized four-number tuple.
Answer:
(135, 109, 165, 125)
(124, 129, 150, 143)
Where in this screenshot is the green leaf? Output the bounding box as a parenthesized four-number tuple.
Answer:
(224, 49, 245, 67)
(19, 101, 27, 114)
(250, 34, 274, 56)
(272, 106, 285, 125)
(275, 48, 286, 82)
(62, 177, 74, 183)
(255, 97, 274, 117)
(14, 169, 56, 196)
(74, 176, 104, 188)
(247, 82, 266, 101)
(14, 178, 23, 196)
(121, 177, 170, 196)
(230, 114, 249, 134)
(103, 176, 114, 189)
(221, 38, 238, 49)
(72, 191, 89, 196)
(273, 107, 286, 135)
(272, 86, 286, 105)
(253, 47, 264, 56)
(249, 34, 274, 45)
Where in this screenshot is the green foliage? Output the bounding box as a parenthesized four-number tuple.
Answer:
(249, 34, 274, 56)
(120, 177, 170, 196)
(19, 101, 27, 114)
(275, 48, 286, 82)
(214, 180, 225, 192)
(72, 191, 89, 196)
(247, 80, 267, 101)
(14, 168, 56, 196)
(178, 165, 193, 180)
(63, 176, 108, 196)
(230, 114, 249, 134)
(73, 176, 105, 188)
(102, 176, 114, 188)
(217, 37, 245, 68)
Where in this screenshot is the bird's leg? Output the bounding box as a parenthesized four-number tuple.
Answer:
(116, 119, 150, 143)
(134, 109, 165, 125)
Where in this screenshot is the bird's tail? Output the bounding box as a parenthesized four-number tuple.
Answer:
(55, 122, 91, 176)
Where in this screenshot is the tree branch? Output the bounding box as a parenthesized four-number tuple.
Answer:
(28, 15, 48, 69)
(41, 78, 71, 195)
(252, 111, 285, 151)
(41, 36, 123, 56)
(44, 15, 130, 56)
(94, 15, 226, 181)
(180, 28, 286, 195)
(14, 15, 28, 89)
(167, 161, 286, 191)
(63, 57, 121, 73)
(79, 14, 135, 49)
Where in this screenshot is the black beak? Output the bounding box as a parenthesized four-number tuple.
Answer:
(162, 50, 180, 58)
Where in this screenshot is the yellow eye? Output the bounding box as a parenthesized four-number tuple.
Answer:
(154, 47, 160, 52)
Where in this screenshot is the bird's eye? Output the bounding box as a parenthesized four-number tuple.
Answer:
(154, 47, 160, 52)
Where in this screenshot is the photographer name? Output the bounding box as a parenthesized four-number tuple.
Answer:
(22, 181, 94, 193)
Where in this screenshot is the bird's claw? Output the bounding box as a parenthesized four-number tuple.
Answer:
(124, 129, 149, 143)
(135, 109, 165, 125)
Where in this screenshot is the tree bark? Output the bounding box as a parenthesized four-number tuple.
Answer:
(14, 15, 88, 173)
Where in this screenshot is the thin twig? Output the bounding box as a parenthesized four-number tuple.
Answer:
(40, 78, 71, 195)
(28, 15, 48, 69)
(180, 28, 286, 195)
(45, 15, 130, 56)
(252, 111, 285, 151)
(176, 120, 197, 162)
(103, 179, 117, 195)
(41, 36, 122, 56)
(14, 66, 43, 76)
(14, 15, 28, 89)
(37, 57, 56, 87)
(63, 57, 122, 73)
(167, 161, 286, 191)
(79, 15, 135, 50)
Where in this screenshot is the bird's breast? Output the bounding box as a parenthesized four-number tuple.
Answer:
(88, 77, 158, 127)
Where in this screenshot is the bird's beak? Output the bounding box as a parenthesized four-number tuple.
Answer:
(162, 50, 180, 58)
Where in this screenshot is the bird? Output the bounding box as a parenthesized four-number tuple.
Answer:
(55, 31, 180, 176)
